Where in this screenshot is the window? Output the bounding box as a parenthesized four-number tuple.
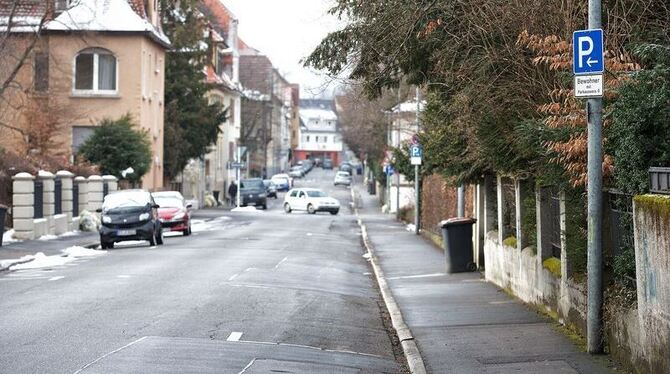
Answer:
(74, 48, 117, 93)
(306, 135, 310, 142)
(72, 126, 95, 153)
(34, 52, 49, 92)
(315, 136, 319, 143)
(55, 0, 69, 13)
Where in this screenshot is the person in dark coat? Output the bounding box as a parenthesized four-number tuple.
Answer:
(228, 181, 238, 206)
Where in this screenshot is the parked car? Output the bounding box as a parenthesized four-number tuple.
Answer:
(322, 158, 333, 169)
(240, 178, 267, 209)
(271, 174, 292, 191)
(153, 191, 192, 236)
(334, 171, 352, 186)
(283, 188, 340, 215)
(339, 163, 353, 175)
(314, 157, 322, 167)
(263, 180, 278, 199)
(289, 165, 305, 178)
(98, 189, 163, 249)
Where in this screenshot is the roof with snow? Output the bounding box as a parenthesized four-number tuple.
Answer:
(391, 100, 427, 113)
(0, 0, 170, 47)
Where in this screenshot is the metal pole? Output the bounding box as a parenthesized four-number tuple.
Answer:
(396, 169, 401, 220)
(587, 0, 604, 354)
(236, 147, 241, 208)
(414, 86, 421, 235)
(458, 184, 465, 217)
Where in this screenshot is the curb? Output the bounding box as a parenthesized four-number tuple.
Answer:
(351, 187, 427, 374)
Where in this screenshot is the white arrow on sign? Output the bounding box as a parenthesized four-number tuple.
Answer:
(586, 57, 599, 67)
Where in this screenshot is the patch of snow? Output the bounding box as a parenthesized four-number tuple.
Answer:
(62, 246, 106, 258)
(232, 207, 263, 213)
(59, 231, 81, 237)
(38, 234, 58, 241)
(406, 224, 416, 232)
(2, 229, 21, 245)
(362, 253, 371, 259)
(0, 255, 34, 270)
(10, 252, 72, 270)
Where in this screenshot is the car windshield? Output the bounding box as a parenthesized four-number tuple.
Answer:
(103, 191, 151, 211)
(306, 190, 327, 198)
(272, 177, 288, 183)
(154, 196, 183, 208)
(337, 172, 350, 177)
(240, 180, 264, 189)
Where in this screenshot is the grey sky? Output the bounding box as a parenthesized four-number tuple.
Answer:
(223, 0, 344, 98)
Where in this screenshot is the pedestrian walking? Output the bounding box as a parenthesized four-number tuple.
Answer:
(228, 181, 238, 207)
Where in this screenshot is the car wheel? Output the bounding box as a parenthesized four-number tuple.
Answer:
(156, 229, 164, 245)
(330, 210, 339, 215)
(307, 204, 316, 214)
(148, 231, 156, 246)
(284, 203, 292, 213)
(262, 204, 267, 210)
(183, 226, 191, 236)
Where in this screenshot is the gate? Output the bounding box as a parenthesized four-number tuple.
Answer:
(73, 183, 79, 216)
(54, 179, 62, 215)
(34, 180, 44, 219)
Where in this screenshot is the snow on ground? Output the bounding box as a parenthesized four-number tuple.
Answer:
(406, 224, 416, 232)
(231, 207, 263, 213)
(2, 229, 21, 245)
(6, 246, 106, 271)
(38, 234, 58, 241)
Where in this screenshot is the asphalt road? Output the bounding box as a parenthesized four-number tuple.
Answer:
(0, 168, 401, 373)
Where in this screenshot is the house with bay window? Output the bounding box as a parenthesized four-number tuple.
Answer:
(0, 0, 170, 190)
(295, 99, 342, 165)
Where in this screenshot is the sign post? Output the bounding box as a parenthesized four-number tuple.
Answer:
(410, 143, 422, 235)
(573, 10, 604, 353)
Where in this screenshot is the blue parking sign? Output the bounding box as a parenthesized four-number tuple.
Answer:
(410, 145, 423, 158)
(573, 29, 604, 75)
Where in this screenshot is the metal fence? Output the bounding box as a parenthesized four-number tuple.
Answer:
(54, 179, 62, 215)
(73, 183, 79, 216)
(103, 182, 109, 198)
(34, 180, 43, 219)
(608, 191, 633, 258)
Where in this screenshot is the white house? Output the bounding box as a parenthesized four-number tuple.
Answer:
(295, 99, 343, 165)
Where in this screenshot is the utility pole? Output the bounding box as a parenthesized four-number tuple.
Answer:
(395, 89, 401, 220)
(457, 185, 465, 217)
(586, 0, 604, 354)
(414, 86, 421, 235)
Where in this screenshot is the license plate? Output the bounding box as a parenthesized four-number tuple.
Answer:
(118, 229, 136, 236)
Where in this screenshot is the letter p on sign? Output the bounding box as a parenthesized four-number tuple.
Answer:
(577, 37, 593, 69)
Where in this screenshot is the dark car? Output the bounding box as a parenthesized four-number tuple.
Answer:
(322, 159, 333, 169)
(154, 191, 192, 236)
(98, 190, 163, 249)
(339, 163, 353, 175)
(240, 178, 267, 209)
(263, 180, 278, 199)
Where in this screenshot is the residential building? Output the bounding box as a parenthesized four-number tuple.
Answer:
(0, 0, 170, 190)
(296, 99, 342, 165)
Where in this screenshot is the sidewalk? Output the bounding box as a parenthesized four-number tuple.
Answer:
(0, 230, 98, 271)
(353, 185, 614, 373)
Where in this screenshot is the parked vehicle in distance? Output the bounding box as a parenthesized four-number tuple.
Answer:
(153, 191, 192, 236)
(334, 171, 352, 186)
(289, 165, 305, 178)
(271, 174, 292, 191)
(322, 158, 333, 169)
(314, 157, 322, 167)
(98, 189, 163, 249)
(339, 163, 353, 175)
(263, 180, 278, 199)
(240, 178, 267, 209)
(283, 188, 340, 215)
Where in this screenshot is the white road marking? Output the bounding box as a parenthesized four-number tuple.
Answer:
(387, 273, 445, 280)
(228, 273, 239, 281)
(461, 279, 486, 283)
(273, 257, 288, 270)
(48, 276, 65, 281)
(117, 275, 131, 279)
(238, 359, 256, 374)
(72, 336, 148, 374)
(244, 267, 255, 272)
(227, 332, 243, 341)
(229, 284, 271, 290)
(490, 300, 516, 305)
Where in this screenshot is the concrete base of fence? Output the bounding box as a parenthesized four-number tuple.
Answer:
(33, 218, 48, 238)
(54, 214, 68, 235)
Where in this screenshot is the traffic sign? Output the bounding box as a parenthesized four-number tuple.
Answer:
(229, 162, 245, 169)
(411, 134, 420, 145)
(410, 145, 423, 158)
(384, 165, 395, 176)
(574, 74, 603, 98)
(573, 29, 604, 75)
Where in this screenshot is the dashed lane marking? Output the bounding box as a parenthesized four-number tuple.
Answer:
(227, 332, 243, 342)
(48, 276, 65, 281)
(273, 257, 288, 270)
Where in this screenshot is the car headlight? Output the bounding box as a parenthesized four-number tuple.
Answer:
(172, 212, 185, 221)
(139, 212, 150, 221)
(102, 215, 112, 224)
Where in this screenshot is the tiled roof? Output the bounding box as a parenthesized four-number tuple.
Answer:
(0, 0, 49, 18)
(199, 0, 253, 51)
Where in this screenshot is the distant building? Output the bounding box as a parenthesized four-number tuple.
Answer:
(0, 0, 170, 190)
(296, 99, 342, 165)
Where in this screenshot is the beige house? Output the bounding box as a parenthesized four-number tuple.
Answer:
(0, 0, 170, 190)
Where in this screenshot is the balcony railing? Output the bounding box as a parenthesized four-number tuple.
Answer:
(649, 167, 670, 195)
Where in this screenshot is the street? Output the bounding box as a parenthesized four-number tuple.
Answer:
(0, 169, 401, 373)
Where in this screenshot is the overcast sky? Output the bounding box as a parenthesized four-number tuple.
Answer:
(223, 0, 345, 98)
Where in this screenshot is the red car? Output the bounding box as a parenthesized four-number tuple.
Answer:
(153, 191, 192, 236)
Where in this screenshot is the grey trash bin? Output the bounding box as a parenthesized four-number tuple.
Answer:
(0, 204, 7, 247)
(440, 217, 477, 273)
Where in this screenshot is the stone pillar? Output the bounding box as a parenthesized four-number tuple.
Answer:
(496, 174, 505, 244)
(56, 171, 74, 221)
(475, 181, 486, 268)
(75, 176, 89, 214)
(87, 175, 103, 212)
(12, 173, 35, 240)
(559, 190, 570, 277)
(102, 175, 118, 194)
(515, 179, 531, 251)
(484, 174, 496, 234)
(38, 170, 56, 235)
(535, 186, 553, 262)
